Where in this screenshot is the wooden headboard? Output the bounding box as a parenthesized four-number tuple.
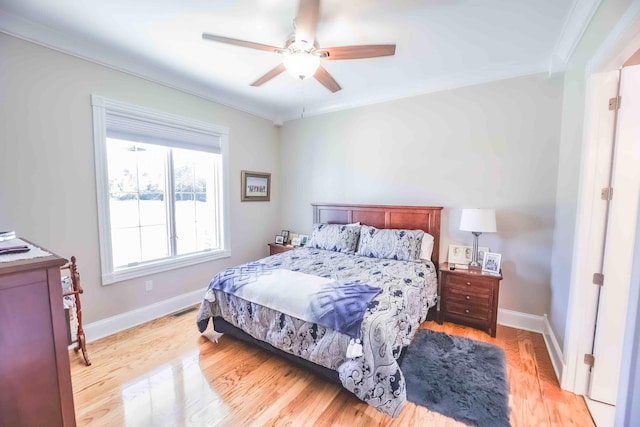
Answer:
(312, 203, 443, 265)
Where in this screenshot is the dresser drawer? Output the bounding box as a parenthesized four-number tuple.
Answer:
(446, 287, 491, 307)
(445, 274, 493, 295)
(447, 301, 491, 321)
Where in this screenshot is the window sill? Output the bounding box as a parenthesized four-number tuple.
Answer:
(101, 249, 231, 285)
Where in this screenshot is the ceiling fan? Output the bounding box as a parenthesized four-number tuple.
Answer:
(202, 0, 396, 93)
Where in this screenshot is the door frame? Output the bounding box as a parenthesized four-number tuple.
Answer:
(562, 0, 640, 401)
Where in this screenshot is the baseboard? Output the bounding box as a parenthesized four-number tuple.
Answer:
(585, 398, 615, 427)
(497, 308, 545, 332)
(543, 314, 565, 383)
(84, 288, 204, 343)
(497, 308, 565, 383)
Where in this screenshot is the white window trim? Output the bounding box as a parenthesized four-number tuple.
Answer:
(91, 95, 231, 285)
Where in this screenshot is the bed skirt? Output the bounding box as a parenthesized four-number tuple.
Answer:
(212, 316, 341, 383)
(211, 304, 437, 385)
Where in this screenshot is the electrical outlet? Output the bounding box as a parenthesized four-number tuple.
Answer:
(145, 280, 153, 291)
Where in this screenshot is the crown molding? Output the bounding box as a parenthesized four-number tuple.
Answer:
(549, 0, 603, 74)
(0, 10, 279, 122)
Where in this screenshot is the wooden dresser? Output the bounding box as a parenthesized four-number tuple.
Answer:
(0, 245, 77, 427)
(437, 263, 503, 337)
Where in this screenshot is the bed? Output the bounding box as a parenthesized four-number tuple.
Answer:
(197, 203, 442, 417)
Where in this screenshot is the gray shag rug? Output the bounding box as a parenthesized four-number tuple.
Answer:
(400, 329, 511, 427)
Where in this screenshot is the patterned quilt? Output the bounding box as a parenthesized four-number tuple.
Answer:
(196, 247, 438, 417)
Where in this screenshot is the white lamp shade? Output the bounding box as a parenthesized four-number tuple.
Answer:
(460, 208, 497, 233)
(284, 52, 320, 80)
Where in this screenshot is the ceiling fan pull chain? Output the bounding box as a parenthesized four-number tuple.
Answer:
(301, 79, 305, 119)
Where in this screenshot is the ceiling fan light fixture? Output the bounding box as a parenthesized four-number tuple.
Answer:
(283, 51, 320, 80)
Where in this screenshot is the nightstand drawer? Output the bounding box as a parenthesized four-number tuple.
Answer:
(445, 275, 492, 295)
(446, 287, 491, 307)
(447, 301, 490, 321)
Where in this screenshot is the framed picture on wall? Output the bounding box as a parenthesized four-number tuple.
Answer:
(241, 170, 271, 202)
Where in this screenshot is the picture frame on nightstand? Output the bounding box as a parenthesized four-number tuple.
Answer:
(448, 244, 490, 266)
(275, 235, 284, 244)
(482, 252, 502, 274)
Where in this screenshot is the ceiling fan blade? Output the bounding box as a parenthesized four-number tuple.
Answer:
(250, 63, 287, 87)
(295, 0, 320, 44)
(314, 66, 341, 93)
(202, 33, 281, 53)
(320, 45, 396, 60)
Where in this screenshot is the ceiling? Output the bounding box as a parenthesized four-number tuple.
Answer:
(0, 0, 599, 123)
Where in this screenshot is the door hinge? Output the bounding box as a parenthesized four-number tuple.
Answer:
(593, 273, 604, 286)
(601, 187, 613, 201)
(609, 96, 621, 110)
(584, 353, 595, 367)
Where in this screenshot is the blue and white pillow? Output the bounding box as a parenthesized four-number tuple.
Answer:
(356, 225, 424, 262)
(307, 224, 361, 254)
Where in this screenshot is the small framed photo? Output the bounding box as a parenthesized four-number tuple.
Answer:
(281, 230, 290, 243)
(448, 244, 490, 265)
(299, 234, 309, 246)
(291, 237, 301, 247)
(275, 235, 284, 244)
(482, 252, 502, 274)
(241, 170, 271, 202)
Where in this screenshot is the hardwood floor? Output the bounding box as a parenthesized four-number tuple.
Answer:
(70, 310, 594, 426)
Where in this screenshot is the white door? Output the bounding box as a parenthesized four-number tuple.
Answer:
(588, 64, 640, 405)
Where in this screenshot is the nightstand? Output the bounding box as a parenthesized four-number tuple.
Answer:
(437, 263, 503, 337)
(268, 243, 294, 256)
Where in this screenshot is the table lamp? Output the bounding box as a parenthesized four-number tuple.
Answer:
(460, 208, 496, 268)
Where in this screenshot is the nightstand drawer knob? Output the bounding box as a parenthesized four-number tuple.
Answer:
(465, 295, 470, 300)
(465, 309, 470, 314)
(466, 282, 471, 286)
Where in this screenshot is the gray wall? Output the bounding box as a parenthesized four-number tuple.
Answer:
(280, 74, 563, 317)
(0, 33, 281, 323)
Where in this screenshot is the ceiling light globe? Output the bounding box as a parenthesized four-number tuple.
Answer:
(284, 52, 320, 80)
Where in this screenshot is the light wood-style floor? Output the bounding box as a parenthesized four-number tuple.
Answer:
(70, 310, 594, 426)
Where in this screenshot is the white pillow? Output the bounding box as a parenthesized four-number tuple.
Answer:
(420, 233, 435, 260)
(347, 222, 361, 226)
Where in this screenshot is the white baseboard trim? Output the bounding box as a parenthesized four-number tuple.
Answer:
(497, 308, 545, 332)
(84, 289, 204, 343)
(497, 308, 565, 383)
(585, 398, 615, 427)
(543, 314, 565, 383)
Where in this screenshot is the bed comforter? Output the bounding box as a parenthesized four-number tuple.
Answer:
(196, 247, 438, 417)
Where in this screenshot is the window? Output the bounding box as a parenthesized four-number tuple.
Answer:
(92, 96, 230, 284)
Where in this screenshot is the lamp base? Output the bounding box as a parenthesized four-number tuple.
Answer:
(469, 231, 482, 269)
